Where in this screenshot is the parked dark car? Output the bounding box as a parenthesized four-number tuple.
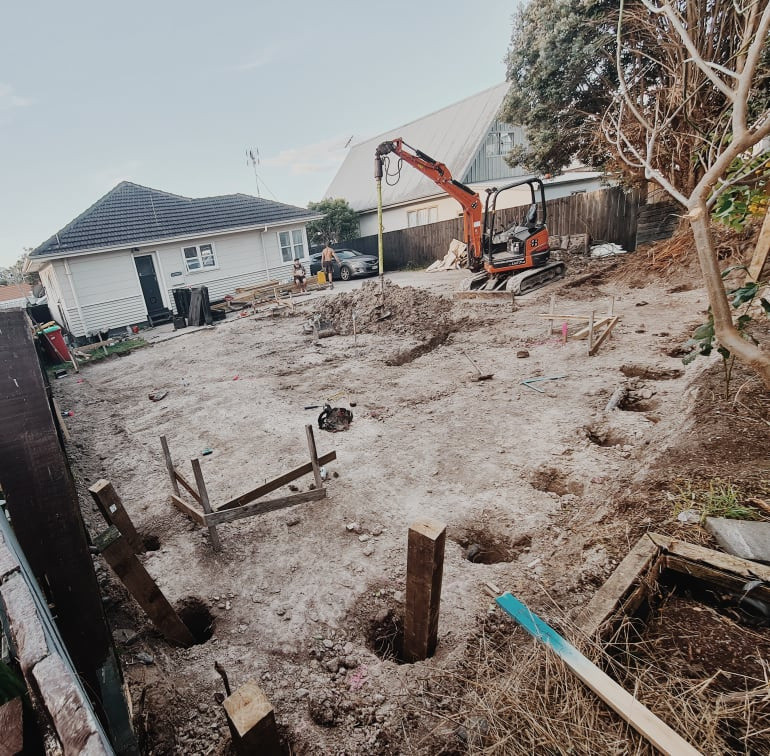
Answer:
(308, 249, 379, 281)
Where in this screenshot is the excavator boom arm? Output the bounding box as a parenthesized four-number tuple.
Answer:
(375, 139, 483, 269)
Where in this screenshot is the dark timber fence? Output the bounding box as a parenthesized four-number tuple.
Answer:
(329, 186, 641, 271)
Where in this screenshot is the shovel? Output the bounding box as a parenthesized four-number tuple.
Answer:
(462, 351, 493, 381)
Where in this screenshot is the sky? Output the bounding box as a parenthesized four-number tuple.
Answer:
(0, 0, 520, 267)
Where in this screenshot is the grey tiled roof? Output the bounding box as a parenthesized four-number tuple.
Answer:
(30, 182, 319, 258)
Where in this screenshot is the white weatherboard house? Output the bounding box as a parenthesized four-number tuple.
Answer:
(26, 182, 320, 339)
(325, 83, 602, 236)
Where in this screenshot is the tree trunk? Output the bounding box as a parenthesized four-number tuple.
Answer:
(688, 199, 770, 390)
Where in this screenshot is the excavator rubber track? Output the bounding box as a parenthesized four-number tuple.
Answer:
(507, 261, 566, 294)
(460, 261, 566, 294)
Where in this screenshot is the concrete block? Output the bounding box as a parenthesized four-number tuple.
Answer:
(705, 517, 770, 564)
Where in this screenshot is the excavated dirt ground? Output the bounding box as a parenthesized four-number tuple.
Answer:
(53, 252, 770, 755)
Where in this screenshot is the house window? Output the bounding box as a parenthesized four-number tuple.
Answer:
(278, 229, 306, 262)
(407, 206, 438, 228)
(485, 131, 516, 156)
(183, 243, 216, 272)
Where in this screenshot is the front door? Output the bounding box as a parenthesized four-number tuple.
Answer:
(134, 255, 164, 316)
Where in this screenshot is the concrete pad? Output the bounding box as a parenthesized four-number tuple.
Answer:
(705, 517, 770, 564)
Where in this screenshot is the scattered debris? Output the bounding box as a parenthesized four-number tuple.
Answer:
(148, 390, 168, 402)
(604, 386, 629, 412)
(201, 448, 213, 456)
(516, 350, 530, 359)
(520, 375, 567, 393)
(425, 239, 468, 271)
(318, 405, 353, 433)
(590, 242, 629, 258)
(461, 351, 493, 381)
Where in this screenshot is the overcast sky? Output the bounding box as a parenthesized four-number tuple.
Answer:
(0, 0, 518, 267)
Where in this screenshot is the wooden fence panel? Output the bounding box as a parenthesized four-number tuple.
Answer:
(338, 186, 640, 271)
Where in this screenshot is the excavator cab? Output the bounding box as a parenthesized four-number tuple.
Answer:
(468, 177, 566, 294)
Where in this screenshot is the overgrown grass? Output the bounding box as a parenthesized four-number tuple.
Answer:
(667, 477, 764, 522)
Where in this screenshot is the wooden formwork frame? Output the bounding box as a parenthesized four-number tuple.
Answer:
(159, 425, 336, 552)
(576, 532, 770, 639)
(539, 294, 621, 355)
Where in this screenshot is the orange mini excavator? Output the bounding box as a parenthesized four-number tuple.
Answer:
(374, 138, 565, 294)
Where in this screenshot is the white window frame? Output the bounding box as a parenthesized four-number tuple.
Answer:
(407, 206, 438, 228)
(181, 242, 218, 273)
(278, 228, 306, 263)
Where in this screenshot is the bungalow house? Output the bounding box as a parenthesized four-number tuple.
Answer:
(25, 182, 320, 339)
(324, 83, 602, 236)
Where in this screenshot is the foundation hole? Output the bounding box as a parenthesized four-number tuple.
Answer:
(454, 528, 526, 565)
(367, 609, 408, 663)
(177, 597, 215, 645)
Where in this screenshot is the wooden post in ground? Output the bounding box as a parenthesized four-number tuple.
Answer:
(0, 310, 136, 751)
(223, 681, 282, 756)
(89, 479, 145, 554)
(587, 310, 596, 354)
(94, 527, 195, 647)
(191, 458, 222, 552)
(403, 517, 446, 663)
(546, 293, 555, 335)
(305, 424, 323, 489)
(160, 435, 180, 496)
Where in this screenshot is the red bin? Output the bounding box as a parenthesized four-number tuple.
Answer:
(42, 324, 71, 362)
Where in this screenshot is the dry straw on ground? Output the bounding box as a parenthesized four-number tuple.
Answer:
(399, 594, 770, 755)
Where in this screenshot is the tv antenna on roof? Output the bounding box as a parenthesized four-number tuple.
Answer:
(246, 148, 261, 197)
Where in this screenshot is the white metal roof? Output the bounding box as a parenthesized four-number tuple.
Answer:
(324, 83, 511, 213)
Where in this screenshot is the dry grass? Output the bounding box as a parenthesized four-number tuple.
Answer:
(643, 218, 761, 276)
(399, 596, 770, 755)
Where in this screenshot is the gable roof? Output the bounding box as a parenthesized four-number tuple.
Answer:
(0, 283, 32, 303)
(324, 83, 511, 213)
(30, 182, 320, 259)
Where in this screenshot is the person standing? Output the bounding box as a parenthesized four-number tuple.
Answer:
(321, 244, 340, 288)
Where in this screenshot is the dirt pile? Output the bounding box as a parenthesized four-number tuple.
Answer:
(311, 279, 453, 337)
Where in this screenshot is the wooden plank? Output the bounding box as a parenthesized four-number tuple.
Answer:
(170, 494, 206, 526)
(191, 459, 222, 552)
(663, 555, 770, 602)
(0, 310, 126, 736)
(0, 572, 49, 674)
(496, 593, 702, 756)
(647, 533, 770, 582)
(88, 479, 145, 554)
(174, 469, 202, 504)
(94, 527, 195, 647)
(576, 534, 661, 637)
(51, 398, 71, 443)
(746, 207, 770, 283)
(223, 681, 282, 756)
(0, 698, 24, 756)
(217, 451, 337, 511)
(206, 489, 326, 526)
(32, 654, 110, 755)
(572, 317, 611, 340)
(589, 316, 620, 356)
(305, 424, 323, 490)
(159, 435, 180, 496)
(403, 517, 446, 663)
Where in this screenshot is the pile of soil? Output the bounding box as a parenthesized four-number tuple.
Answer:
(312, 279, 453, 336)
